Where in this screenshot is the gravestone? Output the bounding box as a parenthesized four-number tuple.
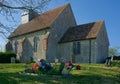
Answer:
(11, 57, 15, 63)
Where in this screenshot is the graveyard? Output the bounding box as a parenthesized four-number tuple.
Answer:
(0, 62, 120, 84)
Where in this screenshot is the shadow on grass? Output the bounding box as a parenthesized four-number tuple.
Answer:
(0, 72, 67, 84)
(70, 74, 120, 84)
(0, 72, 120, 84)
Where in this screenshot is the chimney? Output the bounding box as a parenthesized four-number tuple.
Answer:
(21, 10, 38, 24)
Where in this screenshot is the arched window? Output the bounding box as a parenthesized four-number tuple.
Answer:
(33, 37, 38, 52)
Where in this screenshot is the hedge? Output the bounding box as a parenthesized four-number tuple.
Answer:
(111, 60, 120, 67)
(0, 52, 16, 63)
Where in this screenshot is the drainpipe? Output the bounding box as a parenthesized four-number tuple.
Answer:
(89, 40, 91, 64)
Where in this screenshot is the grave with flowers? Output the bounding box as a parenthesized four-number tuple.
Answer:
(22, 58, 81, 76)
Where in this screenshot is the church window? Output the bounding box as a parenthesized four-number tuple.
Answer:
(73, 42, 81, 55)
(14, 41, 18, 53)
(33, 37, 38, 52)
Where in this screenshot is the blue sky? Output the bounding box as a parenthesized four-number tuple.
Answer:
(48, 0, 120, 47)
(0, 0, 120, 51)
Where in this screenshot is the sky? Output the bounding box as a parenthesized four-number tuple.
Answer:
(0, 0, 120, 51)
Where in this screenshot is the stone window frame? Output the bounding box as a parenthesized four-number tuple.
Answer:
(33, 36, 38, 52)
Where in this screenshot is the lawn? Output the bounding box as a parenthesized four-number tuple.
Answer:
(0, 63, 120, 84)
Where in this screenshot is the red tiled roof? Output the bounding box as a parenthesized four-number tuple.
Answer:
(59, 20, 104, 43)
(8, 4, 69, 38)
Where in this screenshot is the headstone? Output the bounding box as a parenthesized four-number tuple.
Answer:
(105, 57, 111, 66)
(11, 57, 15, 63)
(55, 59, 58, 63)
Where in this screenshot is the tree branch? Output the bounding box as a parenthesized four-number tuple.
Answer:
(0, 2, 30, 10)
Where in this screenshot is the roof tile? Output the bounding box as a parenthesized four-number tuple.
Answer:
(8, 4, 69, 38)
(59, 20, 104, 43)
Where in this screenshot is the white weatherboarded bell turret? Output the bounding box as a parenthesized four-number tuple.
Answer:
(21, 10, 38, 24)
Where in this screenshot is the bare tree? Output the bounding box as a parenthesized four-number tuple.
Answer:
(0, 0, 52, 38)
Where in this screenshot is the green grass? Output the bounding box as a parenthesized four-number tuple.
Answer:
(0, 63, 120, 84)
(111, 60, 120, 67)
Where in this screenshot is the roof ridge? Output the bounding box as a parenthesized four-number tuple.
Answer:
(26, 3, 70, 26)
(82, 20, 103, 25)
(38, 3, 70, 16)
(48, 4, 70, 26)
